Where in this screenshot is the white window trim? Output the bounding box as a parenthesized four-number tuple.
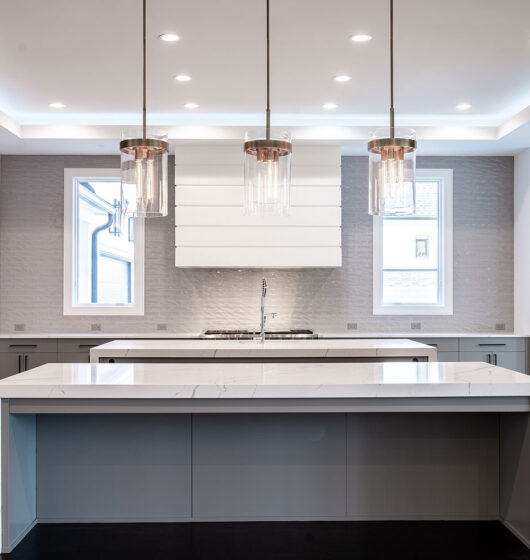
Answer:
(373, 168, 453, 316)
(63, 168, 145, 316)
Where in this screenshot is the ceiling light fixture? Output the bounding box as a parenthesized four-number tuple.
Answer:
(49, 102, 65, 109)
(351, 34, 372, 42)
(323, 103, 338, 109)
(368, 0, 416, 216)
(120, 0, 169, 218)
(175, 74, 191, 82)
(184, 102, 199, 109)
(456, 103, 471, 110)
(159, 33, 179, 42)
(334, 75, 352, 82)
(243, 0, 292, 216)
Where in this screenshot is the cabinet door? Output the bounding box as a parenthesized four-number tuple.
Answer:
(459, 351, 526, 374)
(459, 350, 494, 365)
(23, 353, 57, 371)
(492, 352, 526, 374)
(0, 353, 22, 379)
(436, 351, 459, 362)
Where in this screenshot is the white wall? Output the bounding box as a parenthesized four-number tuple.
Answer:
(514, 148, 530, 333)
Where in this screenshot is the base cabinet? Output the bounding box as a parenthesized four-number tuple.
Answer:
(413, 337, 527, 374)
(459, 351, 526, 373)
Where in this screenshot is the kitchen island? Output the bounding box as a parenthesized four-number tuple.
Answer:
(89, 338, 437, 363)
(0, 360, 529, 553)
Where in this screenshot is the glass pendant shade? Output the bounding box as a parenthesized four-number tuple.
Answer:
(368, 127, 417, 216)
(244, 129, 292, 216)
(120, 134, 169, 218)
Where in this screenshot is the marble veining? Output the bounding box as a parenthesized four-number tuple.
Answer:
(89, 338, 438, 362)
(0, 361, 529, 399)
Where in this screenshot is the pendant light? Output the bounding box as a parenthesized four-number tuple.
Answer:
(368, 0, 416, 216)
(244, 0, 292, 216)
(120, 0, 169, 218)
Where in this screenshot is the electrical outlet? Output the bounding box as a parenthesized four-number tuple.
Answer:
(411, 322, 421, 330)
(157, 323, 168, 331)
(90, 323, 102, 332)
(495, 323, 506, 331)
(14, 324, 25, 332)
(347, 322, 358, 330)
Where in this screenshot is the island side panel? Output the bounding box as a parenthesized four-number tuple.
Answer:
(192, 413, 347, 519)
(500, 412, 530, 547)
(346, 413, 499, 519)
(36, 414, 191, 522)
(1, 400, 37, 553)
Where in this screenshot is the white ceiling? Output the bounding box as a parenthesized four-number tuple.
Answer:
(1, 0, 530, 155)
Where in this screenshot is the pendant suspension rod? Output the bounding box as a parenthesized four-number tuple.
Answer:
(142, 0, 147, 141)
(266, 0, 271, 140)
(389, 0, 394, 138)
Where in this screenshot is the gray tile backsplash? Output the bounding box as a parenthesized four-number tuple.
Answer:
(0, 154, 514, 334)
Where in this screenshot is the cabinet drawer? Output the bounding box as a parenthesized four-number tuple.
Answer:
(58, 339, 112, 353)
(412, 338, 459, 352)
(0, 339, 58, 353)
(459, 337, 525, 352)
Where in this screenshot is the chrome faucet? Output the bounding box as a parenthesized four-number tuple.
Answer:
(260, 277, 277, 343)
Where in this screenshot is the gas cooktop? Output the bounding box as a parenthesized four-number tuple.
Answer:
(201, 329, 318, 340)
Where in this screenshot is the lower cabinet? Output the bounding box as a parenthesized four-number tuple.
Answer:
(0, 351, 58, 379)
(58, 339, 112, 364)
(459, 350, 526, 374)
(412, 337, 527, 374)
(0, 353, 23, 380)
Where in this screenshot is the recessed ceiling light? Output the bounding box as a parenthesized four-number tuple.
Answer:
(456, 102, 472, 110)
(323, 102, 338, 110)
(175, 74, 191, 82)
(159, 33, 179, 42)
(334, 75, 352, 82)
(48, 102, 65, 109)
(351, 34, 372, 42)
(184, 102, 199, 109)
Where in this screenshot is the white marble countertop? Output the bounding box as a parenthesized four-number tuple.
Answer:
(89, 338, 438, 361)
(1, 361, 529, 399)
(0, 332, 525, 339)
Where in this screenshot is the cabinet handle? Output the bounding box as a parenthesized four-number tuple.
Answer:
(18, 354, 22, 373)
(24, 355, 28, 371)
(493, 353, 498, 365)
(9, 344, 37, 348)
(478, 343, 506, 347)
(486, 354, 491, 364)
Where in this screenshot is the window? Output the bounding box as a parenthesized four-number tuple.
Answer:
(64, 169, 144, 315)
(373, 169, 453, 315)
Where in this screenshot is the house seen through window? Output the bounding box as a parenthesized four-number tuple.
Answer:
(373, 169, 453, 315)
(64, 169, 144, 315)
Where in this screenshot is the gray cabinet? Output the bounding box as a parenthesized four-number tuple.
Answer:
(459, 337, 526, 374)
(0, 339, 58, 379)
(412, 336, 527, 374)
(58, 339, 112, 364)
(0, 353, 23, 379)
(459, 350, 526, 373)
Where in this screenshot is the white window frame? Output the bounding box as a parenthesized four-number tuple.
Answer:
(373, 168, 453, 315)
(63, 168, 145, 315)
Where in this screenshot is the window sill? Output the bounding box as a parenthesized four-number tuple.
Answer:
(63, 305, 144, 316)
(373, 305, 453, 316)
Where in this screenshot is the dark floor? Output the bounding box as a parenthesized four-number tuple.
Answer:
(2, 521, 529, 560)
